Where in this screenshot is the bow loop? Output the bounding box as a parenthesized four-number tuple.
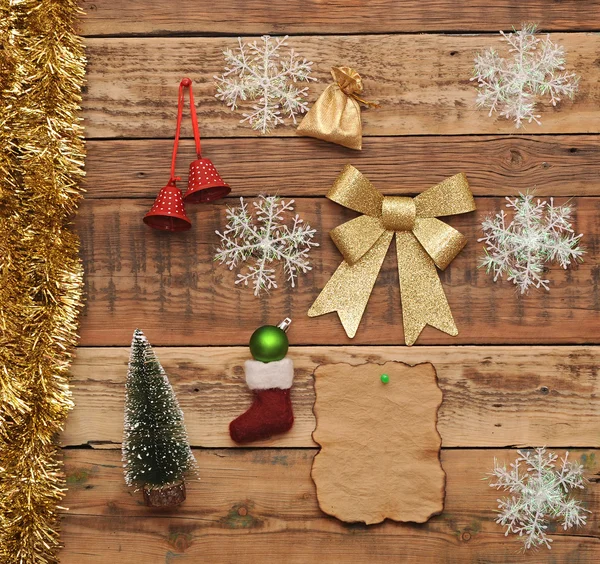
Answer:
(309, 165, 476, 345)
(327, 165, 382, 217)
(412, 218, 467, 271)
(414, 173, 475, 217)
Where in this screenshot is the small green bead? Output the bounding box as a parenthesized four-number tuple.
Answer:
(249, 325, 289, 362)
(380, 373, 390, 384)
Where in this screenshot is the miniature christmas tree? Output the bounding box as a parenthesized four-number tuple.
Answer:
(123, 329, 197, 507)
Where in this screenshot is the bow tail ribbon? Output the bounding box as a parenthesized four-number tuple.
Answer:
(308, 165, 475, 346)
(309, 230, 393, 339)
(309, 229, 458, 346)
(395, 231, 457, 346)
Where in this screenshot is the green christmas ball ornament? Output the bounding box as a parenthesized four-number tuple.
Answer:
(249, 318, 291, 362)
(380, 373, 390, 384)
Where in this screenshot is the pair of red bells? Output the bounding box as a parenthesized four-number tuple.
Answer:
(144, 78, 230, 232)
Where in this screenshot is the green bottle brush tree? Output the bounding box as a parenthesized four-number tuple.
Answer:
(123, 329, 197, 507)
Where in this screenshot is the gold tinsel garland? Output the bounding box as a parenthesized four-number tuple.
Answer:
(0, 0, 85, 562)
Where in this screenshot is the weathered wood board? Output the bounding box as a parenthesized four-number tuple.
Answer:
(76, 197, 600, 346)
(83, 34, 600, 138)
(60, 448, 600, 563)
(85, 136, 600, 199)
(64, 346, 600, 449)
(61, 2, 600, 561)
(81, 1, 600, 35)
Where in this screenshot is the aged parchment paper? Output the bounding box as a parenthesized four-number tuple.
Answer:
(311, 361, 445, 524)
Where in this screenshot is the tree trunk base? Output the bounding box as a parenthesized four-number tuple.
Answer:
(143, 481, 186, 507)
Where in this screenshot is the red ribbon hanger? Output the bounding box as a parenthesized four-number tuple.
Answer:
(169, 77, 202, 185)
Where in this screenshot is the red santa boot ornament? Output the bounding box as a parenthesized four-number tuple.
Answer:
(229, 318, 294, 444)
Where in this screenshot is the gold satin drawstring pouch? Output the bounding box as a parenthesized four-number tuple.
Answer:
(297, 67, 378, 150)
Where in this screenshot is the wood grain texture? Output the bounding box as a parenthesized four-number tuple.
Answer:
(76, 197, 600, 347)
(81, 1, 600, 36)
(60, 448, 600, 563)
(63, 346, 600, 448)
(83, 34, 600, 138)
(71, 6, 600, 562)
(86, 136, 600, 198)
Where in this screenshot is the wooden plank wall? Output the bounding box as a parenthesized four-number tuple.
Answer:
(63, 2, 600, 561)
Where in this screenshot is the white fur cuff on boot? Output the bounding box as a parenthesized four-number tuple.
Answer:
(245, 358, 294, 390)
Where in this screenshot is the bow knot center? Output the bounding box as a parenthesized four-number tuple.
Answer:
(381, 196, 416, 232)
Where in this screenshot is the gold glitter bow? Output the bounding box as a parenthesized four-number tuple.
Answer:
(297, 67, 378, 150)
(308, 165, 476, 345)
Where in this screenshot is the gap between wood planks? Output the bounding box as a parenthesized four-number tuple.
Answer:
(71, 343, 600, 348)
(62, 445, 600, 452)
(81, 30, 600, 40)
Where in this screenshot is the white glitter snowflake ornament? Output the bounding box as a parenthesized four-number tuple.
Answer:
(214, 35, 316, 133)
(215, 196, 318, 296)
(472, 24, 579, 128)
(489, 448, 590, 550)
(479, 194, 584, 293)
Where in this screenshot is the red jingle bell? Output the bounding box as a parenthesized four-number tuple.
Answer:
(143, 78, 231, 231)
(143, 181, 191, 232)
(184, 158, 231, 203)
